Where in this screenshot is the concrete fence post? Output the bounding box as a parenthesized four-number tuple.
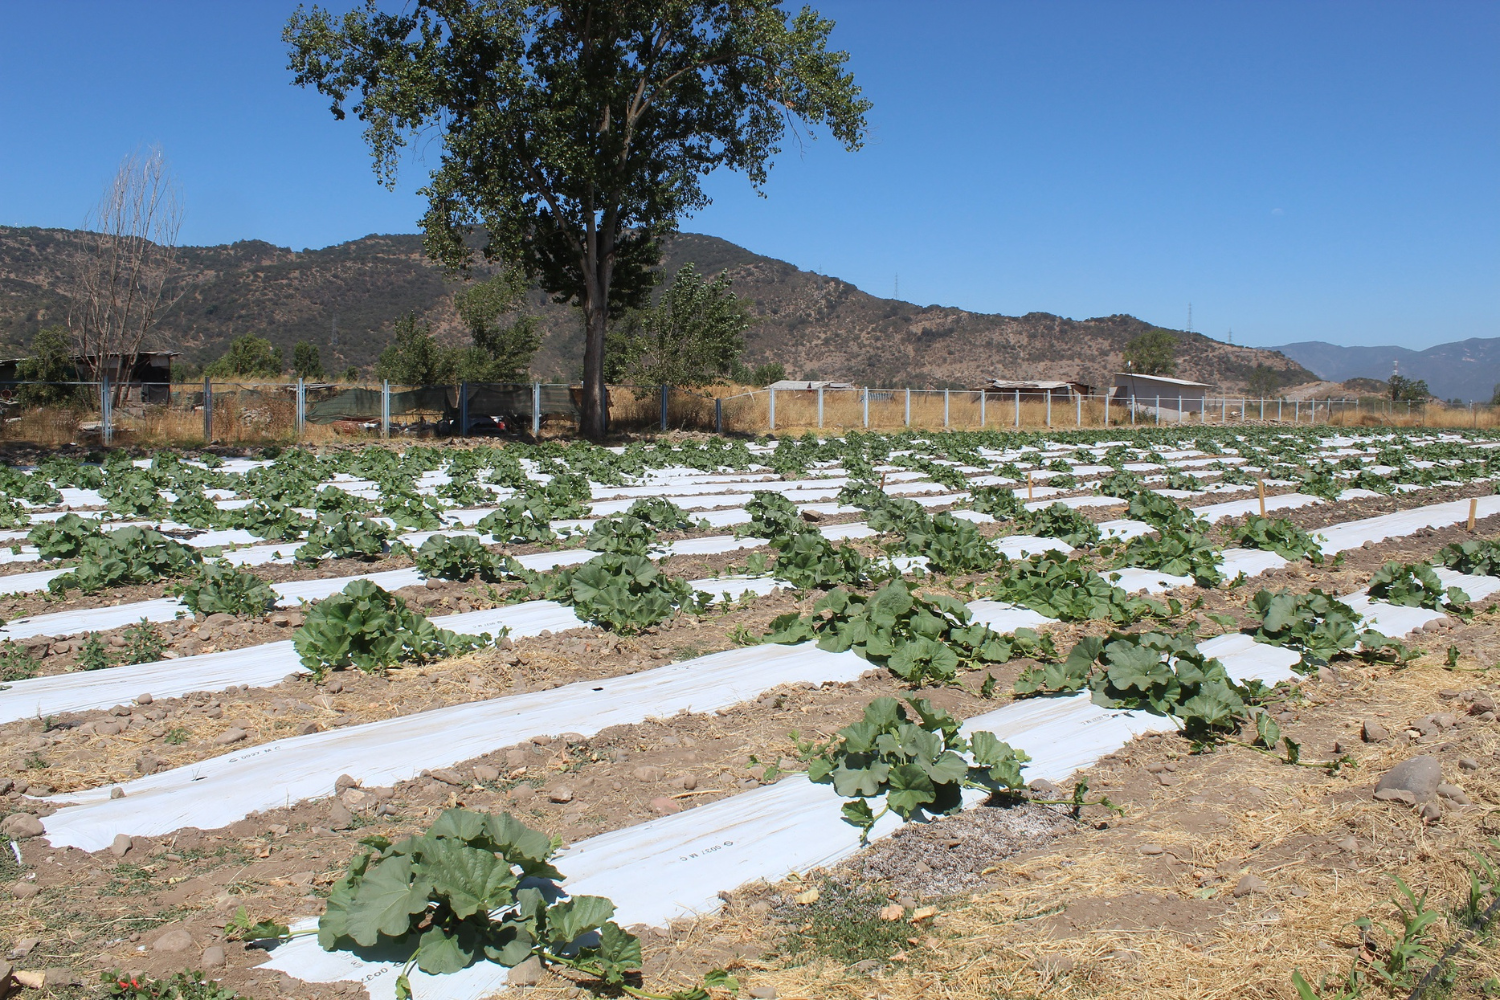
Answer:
(100, 376, 112, 446)
(818, 385, 824, 429)
(904, 388, 910, 426)
(531, 382, 541, 436)
(769, 387, 776, 430)
(203, 377, 213, 442)
(715, 397, 723, 435)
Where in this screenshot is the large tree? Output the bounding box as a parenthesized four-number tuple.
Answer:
(285, 0, 869, 438)
(1122, 328, 1179, 377)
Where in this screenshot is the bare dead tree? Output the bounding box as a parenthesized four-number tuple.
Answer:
(68, 146, 184, 402)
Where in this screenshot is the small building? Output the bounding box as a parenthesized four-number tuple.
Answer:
(0, 350, 178, 405)
(971, 379, 1093, 401)
(1112, 373, 1214, 414)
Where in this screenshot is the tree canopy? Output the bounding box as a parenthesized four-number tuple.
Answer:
(1122, 329, 1178, 377)
(292, 341, 326, 379)
(204, 334, 283, 379)
(1388, 374, 1429, 402)
(16, 327, 84, 407)
(285, 0, 869, 437)
(606, 263, 749, 388)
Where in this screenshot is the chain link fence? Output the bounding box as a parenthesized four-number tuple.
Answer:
(0, 379, 1494, 446)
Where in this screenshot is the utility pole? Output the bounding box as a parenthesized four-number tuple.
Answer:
(1187, 303, 1192, 334)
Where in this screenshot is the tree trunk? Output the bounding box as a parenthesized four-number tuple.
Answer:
(580, 301, 608, 439)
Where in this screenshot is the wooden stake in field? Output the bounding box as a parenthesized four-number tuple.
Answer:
(1470, 497, 1478, 532)
(1257, 479, 1266, 518)
(1027, 470, 1034, 500)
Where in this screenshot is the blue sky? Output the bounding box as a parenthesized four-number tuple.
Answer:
(1, 1, 1495, 350)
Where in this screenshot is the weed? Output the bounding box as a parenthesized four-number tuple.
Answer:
(77, 632, 112, 671)
(774, 876, 921, 964)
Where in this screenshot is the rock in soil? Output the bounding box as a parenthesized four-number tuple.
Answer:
(1374, 756, 1441, 803)
(0, 813, 43, 838)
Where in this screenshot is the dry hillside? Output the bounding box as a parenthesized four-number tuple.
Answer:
(0, 226, 1314, 390)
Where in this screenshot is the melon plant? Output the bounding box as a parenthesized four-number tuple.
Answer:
(291, 580, 491, 679)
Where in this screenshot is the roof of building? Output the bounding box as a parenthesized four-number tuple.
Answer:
(765, 380, 856, 390)
(1112, 372, 1212, 389)
(974, 379, 1083, 391)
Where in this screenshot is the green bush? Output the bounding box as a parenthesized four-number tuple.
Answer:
(173, 562, 277, 617)
(27, 512, 103, 559)
(584, 514, 658, 555)
(291, 580, 492, 679)
(48, 526, 202, 595)
(413, 535, 511, 582)
(295, 512, 394, 562)
(525, 553, 697, 634)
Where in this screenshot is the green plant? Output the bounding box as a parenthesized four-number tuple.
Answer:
(907, 512, 998, 575)
(292, 580, 492, 680)
(27, 512, 104, 559)
(172, 562, 277, 616)
(1116, 526, 1223, 587)
(316, 808, 732, 999)
(477, 498, 559, 544)
(121, 619, 166, 665)
(524, 553, 698, 634)
(1231, 515, 1323, 562)
(1096, 470, 1142, 498)
(741, 489, 806, 545)
(1015, 631, 1248, 738)
(224, 905, 290, 941)
(0, 640, 39, 682)
(624, 496, 698, 531)
(585, 514, 658, 556)
(967, 484, 1024, 517)
(795, 696, 1030, 844)
(1127, 491, 1207, 533)
(1246, 588, 1410, 670)
(233, 499, 316, 541)
(164, 727, 190, 745)
(78, 632, 113, 671)
(412, 535, 511, 582)
(1354, 876, 1443, 989)
(102, 969, 241, 1000)
(47, 526, 202, 595)
(1367, 561, 1470, 612)
(769, 531, 878, 591)
(1440, 539, 1500, 578)
(1020, 503, 1100, 547)
(764, 580, 1045, 687)
(295, 512, 394, 562)
(986, 551, 1168, 624)
(380, 491, 448, 530)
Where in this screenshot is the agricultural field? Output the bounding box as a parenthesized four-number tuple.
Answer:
(0, 426, 1498, 1000)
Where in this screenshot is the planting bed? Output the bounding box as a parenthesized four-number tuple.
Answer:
(0, 427, 1498, 1000)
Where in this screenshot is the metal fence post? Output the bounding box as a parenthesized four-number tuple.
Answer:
(818, 385, 824, 429)
(769, 387, 776, 430)
(943, 388, 949, 427)
(979, 389, 985, 427)
(1045, 391, 1051, 428)
(1075, 392, 1081, 427)
(1014, 390, 1020, 428)
(203, 377, 212, 442)
(1104, 392, 1110, 427)
(659, 384, 668, 432)
(862, 387, 869, 428)
(1155, 395, 1160, 425)
(1178, 395, 1184, 423)
(1130, 395, 1136, 425)
(532, 381, 541, 436)
(460, 381, 469, 438)
(904, 389, 910, 426)
(715, 397, 723, 435)
(1294, 399, 1299, 423)
(381, 380, 391, 439)
(1221, 396, 1226, 423)
(296, 377, 305, 438)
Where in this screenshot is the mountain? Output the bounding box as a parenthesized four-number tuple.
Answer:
(0, 225, 1316, 391)
(1273, 339, 1500, 402)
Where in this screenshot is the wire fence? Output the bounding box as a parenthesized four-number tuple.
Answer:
(0, 379, 1495, 447)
